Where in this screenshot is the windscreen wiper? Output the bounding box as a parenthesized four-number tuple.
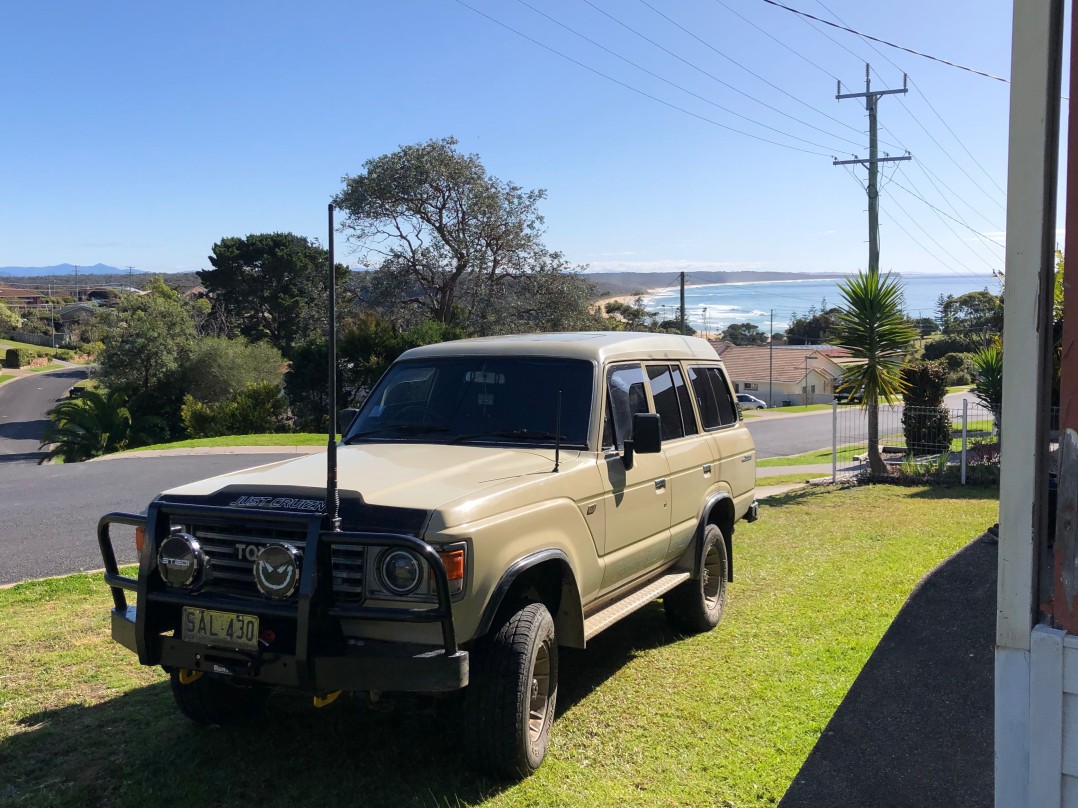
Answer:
(344, 424, 449, 443)
(449, 429, 565, 445)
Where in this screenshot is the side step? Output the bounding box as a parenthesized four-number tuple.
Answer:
(582, 570, 690, 642)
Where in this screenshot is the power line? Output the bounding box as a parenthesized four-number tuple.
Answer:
(791, 3, 1008, 213)
(451, 0, 835, 156)
(709, 0, 837, 82)
(809, 0, 1009, 206)
(914, 158, 1003, 235)
(512, 0, 851, 152)
(611, 0, 907, 150)
(880, 185, 987, 278)
(759, 0, 1009, 83)
(888, 173, 1005, 249)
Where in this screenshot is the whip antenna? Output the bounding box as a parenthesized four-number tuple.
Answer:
(326, 203, 341, 531)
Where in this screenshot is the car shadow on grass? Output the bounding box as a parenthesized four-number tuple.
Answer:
(0, 605, 685, 808)
(778, 532, 996, 808)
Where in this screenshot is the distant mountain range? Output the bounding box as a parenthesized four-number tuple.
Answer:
(0, 263, 151, 277)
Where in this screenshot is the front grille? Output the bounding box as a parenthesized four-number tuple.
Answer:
(187, 522, 307, 601)
(331, 545, 366, 604)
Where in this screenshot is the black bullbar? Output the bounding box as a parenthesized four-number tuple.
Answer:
(97, 503, 468, 693)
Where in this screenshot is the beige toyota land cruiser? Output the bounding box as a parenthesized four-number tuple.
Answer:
(97, 331, 757, 778)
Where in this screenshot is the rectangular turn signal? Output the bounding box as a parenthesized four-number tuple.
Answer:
(439, 549, 466, 582)
(135, 526, 146, 555)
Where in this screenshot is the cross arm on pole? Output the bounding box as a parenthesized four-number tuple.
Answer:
(832, 155, 912, 166)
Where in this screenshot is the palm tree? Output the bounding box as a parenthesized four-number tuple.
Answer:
(833, 270, 918, 475)
(38, 386, 165, 463)
(971, 340, 1003, 436)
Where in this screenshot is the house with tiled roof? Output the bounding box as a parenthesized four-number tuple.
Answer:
(709, 342, 848, 406)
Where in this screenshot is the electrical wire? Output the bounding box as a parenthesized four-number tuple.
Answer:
(760, 0, 1009, 83)
(880, 186, 987, 278)
(451, 0, 836, 157)
(611, 0, 907, 150)
(512, 0, 851, 152)
(888, 174, 1005, 249)
(709, 0, 837, 82)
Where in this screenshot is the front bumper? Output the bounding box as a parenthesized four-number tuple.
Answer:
(99, 506, 468, 693)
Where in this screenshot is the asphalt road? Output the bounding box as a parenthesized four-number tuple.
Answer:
(0, 368, 89, 463)
(745, 391, 978, 459)
(0, 453, 301, 585)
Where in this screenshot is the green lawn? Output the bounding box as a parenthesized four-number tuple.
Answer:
(758, 444, 865, 467)
(742, 403, 833, 419)
(757, 471, 829, 486)
(0, 484, 998, 807)
(24, 363, 64, 373)
(0, 339, 62, 356)
(122, 433, 337, 452)
(0, 374, 13, 384)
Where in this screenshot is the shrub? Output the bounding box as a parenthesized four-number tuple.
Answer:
(3, 348, 33, 368)
(901, 361, 950, 455)
(922, 335, 979, 361)
(55, 349, 74, 361)
(181, 381, 293, 438)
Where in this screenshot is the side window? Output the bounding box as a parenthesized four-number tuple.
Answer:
(646, 365, 685, 441)
(605, 364, 649, 450)
(671, 366, 699, 436)
(688, 365, 739, 428)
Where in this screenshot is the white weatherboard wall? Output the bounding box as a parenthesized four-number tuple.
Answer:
(1028, 627, 1078, 806)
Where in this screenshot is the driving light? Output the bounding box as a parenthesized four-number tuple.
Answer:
(156, 533, 203, 588)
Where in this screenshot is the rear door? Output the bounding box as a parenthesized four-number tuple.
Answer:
(687, 364, 756, 500)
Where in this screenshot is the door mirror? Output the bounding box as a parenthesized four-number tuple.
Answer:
(623, 413, 662, 470)
(340, 408, 360, 435)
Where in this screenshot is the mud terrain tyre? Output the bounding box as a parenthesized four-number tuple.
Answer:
(664, 523, 728, 633)
(169, 670, 268, 725)
(465, 602, 558, 779)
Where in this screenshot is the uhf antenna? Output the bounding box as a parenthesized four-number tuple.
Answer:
(326, 203, 341, 531)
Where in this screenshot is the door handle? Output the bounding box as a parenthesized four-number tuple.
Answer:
(655, 478, 666, 491)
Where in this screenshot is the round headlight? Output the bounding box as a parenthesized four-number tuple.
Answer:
(157, 533, 202, 588)
(379, 549, 422, 596)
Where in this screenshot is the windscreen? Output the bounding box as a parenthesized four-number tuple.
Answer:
(345, 356, 594, 448)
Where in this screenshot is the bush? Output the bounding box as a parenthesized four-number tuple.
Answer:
(922, 335, 979, 361)
(181, 382, 293, 438)
(3, 348, 33, 369)
(55, 349, 74, 361)
(902, 406, 952, 455)
(902, 361, 950, 455)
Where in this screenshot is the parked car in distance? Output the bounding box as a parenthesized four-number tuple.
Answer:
(736, 393, 767, 410)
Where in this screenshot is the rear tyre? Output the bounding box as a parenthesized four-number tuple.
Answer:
(464, 602, 558, 779)
(169, 670, 268, 725)
(664, 524, 728, 633)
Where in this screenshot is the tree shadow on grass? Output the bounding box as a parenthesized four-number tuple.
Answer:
(779, 533, 996, 808)
(0, 605, 684, 807)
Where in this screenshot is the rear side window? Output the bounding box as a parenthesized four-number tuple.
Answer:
(688, 366, 739, 429)
(647, 364, 697, 440)
(605, 364, 650, 449)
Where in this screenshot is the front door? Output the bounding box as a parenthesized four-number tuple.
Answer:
(597, 363, 671, 589)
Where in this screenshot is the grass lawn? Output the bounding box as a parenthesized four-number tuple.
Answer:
(0, 339, 63, 356)
(0, 374, 13, 384)
(742, 404, 833, 419)
(0, 484, 998, 807)
(758, 444, 865, 467)
(121, 433, 337, 452)
(757, 471, 833, 486)
(24, 363, 64, 373)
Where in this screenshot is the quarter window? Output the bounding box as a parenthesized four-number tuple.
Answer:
(647, 365, 688, 440)
(688, 366, 739, 429)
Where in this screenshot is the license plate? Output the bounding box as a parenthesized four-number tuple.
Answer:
(182, 607, 259, 651)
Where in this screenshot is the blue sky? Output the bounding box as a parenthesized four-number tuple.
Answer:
(0, 1, 1059, 278)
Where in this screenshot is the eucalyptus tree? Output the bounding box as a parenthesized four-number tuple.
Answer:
(833, 270, 918, 475)
(335, 136, 593, 333)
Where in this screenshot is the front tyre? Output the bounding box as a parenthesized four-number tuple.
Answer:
(168, 670, 268, 725)
(465, 602, 558, 779)
(664, 523, 728, 633)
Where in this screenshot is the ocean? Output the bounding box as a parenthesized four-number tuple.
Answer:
(643, 273, 1000, 336)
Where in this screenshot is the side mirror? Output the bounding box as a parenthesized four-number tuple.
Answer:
(623, 413, 662, 470)
(340, 408, 360, 435)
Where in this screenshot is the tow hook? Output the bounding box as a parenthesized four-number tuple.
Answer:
(313, 691, 341, 708)
(178, 669, 203, 685)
